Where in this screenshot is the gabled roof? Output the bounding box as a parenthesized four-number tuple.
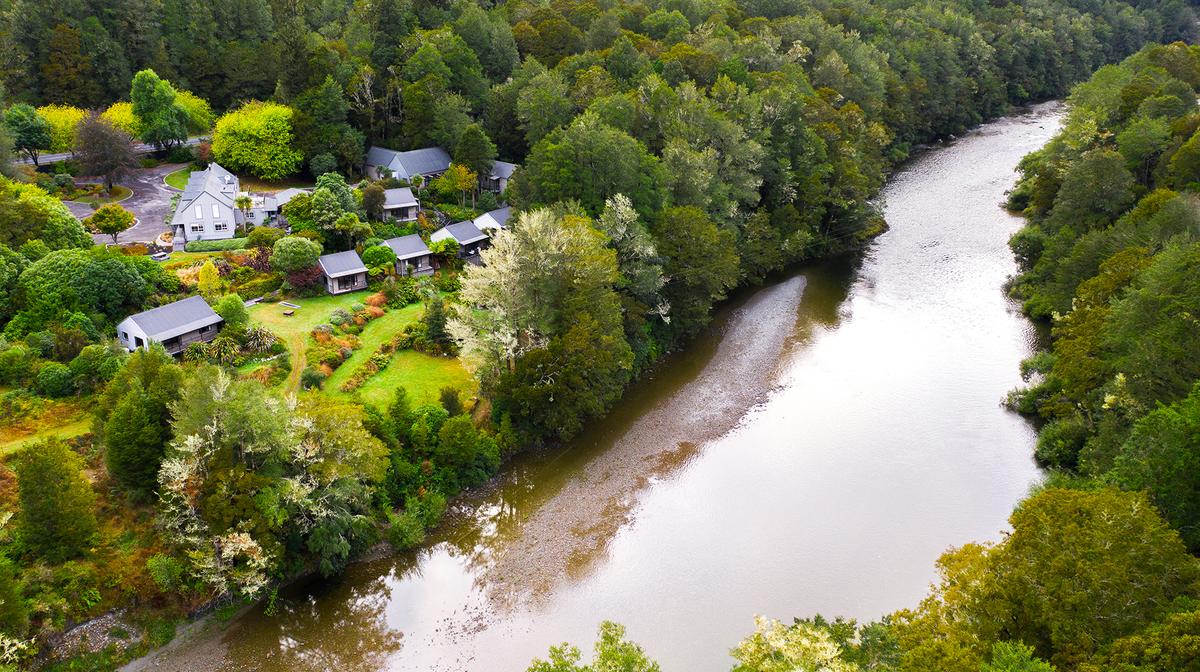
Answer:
(318, 250, 368, 278)
(432, 221, 488, 246)
(177, 162, 239, 212)
(490, 161, 518, 179)
(384, 234, 431, 260)
(382, 187, 419, 208)
(393, 147, 452, 178)
(274, 188, 309, 209)
(365, 146, 451, 179)
(365, 146, 399, 168)
(122, 296, 223, 342)
(474, 206, 511, 232)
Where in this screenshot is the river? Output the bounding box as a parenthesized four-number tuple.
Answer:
(134, 102, 1062, 672)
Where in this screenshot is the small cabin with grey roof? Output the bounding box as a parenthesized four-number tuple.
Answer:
(385, 234, 434, 276)
(382, 187, 420, 221)
(431, 220, 490, 262)
(318, 250, 369, 295)
(116, 296, 224, 355)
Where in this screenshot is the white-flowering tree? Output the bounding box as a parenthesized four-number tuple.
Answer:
(731, 616, 859, 672)
(158, 369, 388, 598)
(449, 207, 633, 442)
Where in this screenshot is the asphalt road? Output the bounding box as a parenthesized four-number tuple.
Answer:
(72, 163, 187, 245)
(17, 136, 205, 166)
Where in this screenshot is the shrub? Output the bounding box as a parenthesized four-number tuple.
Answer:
(36, 361, 73, 397)
(381, 276, 418, 307)
(300, 366, 326, 390)
(440, 387, 462, 416)
(184, 237, 249, 252)
(247, 226, 285, 250)
(329, 308, 351, 326)
(386, 509, 426, 550)
(234, 275, 283, 301)
(146, 553, 187, 592)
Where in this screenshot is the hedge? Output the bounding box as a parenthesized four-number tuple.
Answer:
(184, 238, 249, 252)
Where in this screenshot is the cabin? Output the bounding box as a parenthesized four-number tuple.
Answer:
(171, 163, 240, 247)
(364, 146, 452, 182)
(385, 234, 434, 276)
(318, 250, 369, 295)
(484, 161, 517, 193)
(116, 296, 224, 356)
(382, 187, 420, 222)
(431, 221, 490, 263)
(260, 188, 310, 225)
(474, 206, 511, 234)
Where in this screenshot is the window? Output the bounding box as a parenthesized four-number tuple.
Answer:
(215, 222, 229, 232)
(190, 223, 203, 233)
(134, 337, 144, 348)
(120, 331, 128, 341)
(195, 205, 203, 219)
(212, 204, 220, 218)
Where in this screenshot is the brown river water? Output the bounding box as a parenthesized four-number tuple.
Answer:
(130, 102, 1062, 672)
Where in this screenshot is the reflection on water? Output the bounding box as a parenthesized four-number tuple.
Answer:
(136, 103, 1063, 672)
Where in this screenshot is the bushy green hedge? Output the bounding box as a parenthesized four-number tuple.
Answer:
(184, 237, 248, 252)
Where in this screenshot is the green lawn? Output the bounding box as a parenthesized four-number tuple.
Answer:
(323, 302, 475, 406)
(342, 350, 475, 408)
(249, 293, 366, 392)
(0, 414, 91, 455)
(237, 174, 315, 193)
(164, 167, 191, 190)
(247, 291, 474, 403)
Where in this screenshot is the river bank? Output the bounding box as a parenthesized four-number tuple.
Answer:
(123, 102, 1062, 671)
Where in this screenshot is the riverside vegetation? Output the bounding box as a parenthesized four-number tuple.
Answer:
(0, 0, 1193, 669)
(521, 42, 1200, 672)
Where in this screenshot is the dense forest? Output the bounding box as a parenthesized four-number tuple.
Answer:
(521, 41, 1200, 672)
(0, 0, 1194, 668)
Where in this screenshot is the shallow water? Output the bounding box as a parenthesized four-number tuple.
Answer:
(135, 102, 1062, 672)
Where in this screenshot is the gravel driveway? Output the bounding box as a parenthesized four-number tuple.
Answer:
(73, 163, 187, 245)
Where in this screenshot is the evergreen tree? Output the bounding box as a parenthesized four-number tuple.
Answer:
(39, 23, 101, 107)
(97, 346, 183, 498)
(453, 124, 497, 180)
(15, 438, 97, 562)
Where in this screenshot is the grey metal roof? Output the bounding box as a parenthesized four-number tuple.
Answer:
(365, 146, 451, 179)
(393, 147, 451, 178)
(491, 161, 517, 179)
(433, 221, 488, 245)
(384, 234, 430, 260)
(318, 250, 368, 278)
(475, 206, 511, 231)
(383, 187, 418, 208)
(174, 162, 238, 220)
(274, 188, 309, 208)
(126, 295, 223, 341)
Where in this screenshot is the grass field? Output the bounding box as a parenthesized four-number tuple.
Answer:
(0, 405, 92, 455)
(164, 167, 190, 190)
(323, 302, 475, 406)
(237, 175, 315, 193)
(248, 292, 474, 403)
(249, 293, 365, 392)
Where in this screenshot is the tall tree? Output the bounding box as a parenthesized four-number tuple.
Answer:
(39, 24, 101, 107)
(131, 69, 187, 150)
(14, 438, 98, 562)
(4, 104, 50, 166)
(75, 112, 136, 192)
(453, 124, 497, 181)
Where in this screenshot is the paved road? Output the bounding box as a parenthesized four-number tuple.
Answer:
(74, 163, 187, 245)
(17, 136, 205, 166)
